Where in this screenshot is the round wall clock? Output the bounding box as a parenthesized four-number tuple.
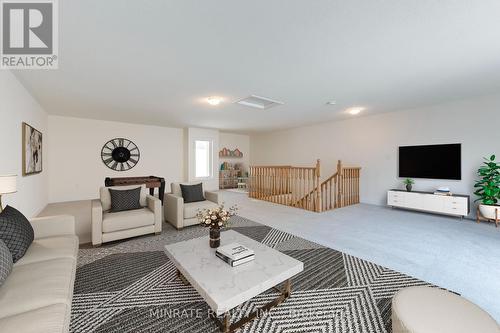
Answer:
(101, 138, 140, 171)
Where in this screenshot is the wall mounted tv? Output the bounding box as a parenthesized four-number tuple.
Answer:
(398, 144, 461, 180)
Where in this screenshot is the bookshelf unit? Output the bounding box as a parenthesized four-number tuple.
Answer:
(219, 169, 241, 189)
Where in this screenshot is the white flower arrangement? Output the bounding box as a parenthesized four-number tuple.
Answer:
(197, 203, 238, 229)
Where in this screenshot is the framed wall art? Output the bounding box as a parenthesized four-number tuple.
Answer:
(22, 122, 43, 176)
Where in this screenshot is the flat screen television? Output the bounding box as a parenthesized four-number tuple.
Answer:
(398, 144, 461, 180)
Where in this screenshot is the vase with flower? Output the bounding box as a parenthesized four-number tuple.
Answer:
(197, 204, 238, 248)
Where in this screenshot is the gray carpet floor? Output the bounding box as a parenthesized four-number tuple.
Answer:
(71, 216, 435, 333)
(219, 191, 500, 322)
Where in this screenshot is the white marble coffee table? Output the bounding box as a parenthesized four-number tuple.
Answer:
(164, 230, 303, 332)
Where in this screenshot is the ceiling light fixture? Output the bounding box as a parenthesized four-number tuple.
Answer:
(347, 107, 364, 115)
(326, 101, 337, 106)
(206, 97, 223, 106)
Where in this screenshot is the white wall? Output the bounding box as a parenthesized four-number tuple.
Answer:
(219, 132, 250, 175)
(186, 128, 220, 191)
(251, 93, 500, 215)
(0, 72, 48, 217)
(47, 116, 184, 202)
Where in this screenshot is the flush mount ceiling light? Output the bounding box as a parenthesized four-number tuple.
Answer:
(236, 95, 284, 110)
(347, 107, 365, 115)
(326, 101, 337, 106)
(206, 96, 223, 106)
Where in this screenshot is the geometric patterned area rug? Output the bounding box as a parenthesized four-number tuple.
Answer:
(71, 216, 434, 333)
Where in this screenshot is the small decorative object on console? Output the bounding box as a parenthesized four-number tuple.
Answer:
(403, 178, 414, 192)
(197, 204, 238, 248)
(434, 187, 452, 196)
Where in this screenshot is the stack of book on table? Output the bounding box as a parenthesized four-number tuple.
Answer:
(216, 243, 255, 267)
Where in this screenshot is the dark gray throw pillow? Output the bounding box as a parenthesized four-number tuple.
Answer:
(0, 206, 34, 263)
(0, 240, 13, 287)
(109, 187, 142, 212)
(180, 183, 205, 203)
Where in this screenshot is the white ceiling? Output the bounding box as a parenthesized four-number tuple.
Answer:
(14, 0, 500, 133)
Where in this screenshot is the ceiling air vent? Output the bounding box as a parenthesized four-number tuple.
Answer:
(235, 95, 284, 110)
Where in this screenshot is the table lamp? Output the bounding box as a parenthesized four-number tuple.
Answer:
(0, 175, 17, 212)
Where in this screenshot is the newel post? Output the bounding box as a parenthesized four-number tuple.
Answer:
(337, 160, 343, 207)
(315, 159, 321, 212)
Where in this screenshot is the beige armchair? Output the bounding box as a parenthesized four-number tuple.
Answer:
(92, 185, 162, 246)
(165, 182, 220, 229)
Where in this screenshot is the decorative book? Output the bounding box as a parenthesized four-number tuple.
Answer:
(216, 252, 255, 267)
(216, 243, 255, 267)
(217, 243, 254, 260)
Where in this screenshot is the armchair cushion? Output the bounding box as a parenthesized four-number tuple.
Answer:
(109, 187, 141, 212)
(171, 182, 206, 197)
(0, 206, 34, 263)
(100, 185, 147, 212)
(183, 200, 219, 219)
(180, 183, 205, 203)
(102, 208, 155, 233)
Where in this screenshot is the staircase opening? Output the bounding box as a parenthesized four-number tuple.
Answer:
(248, 160, 361, 212)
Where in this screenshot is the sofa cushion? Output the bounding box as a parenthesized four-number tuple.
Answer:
(184, 200, 219, 219)
(102, 208, 154, 233)
(14, 236, 78, 266)
(180, 183, 205, 203)
(0, 258, 75, 318)
(109, 187, 141, 212)
(100, 185, 147, 212)
(0, 240, 13, 287)
(0, 206, 34, 262)
(0, 303, 69, 333)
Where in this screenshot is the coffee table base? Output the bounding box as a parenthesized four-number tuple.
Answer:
(176, 269, 291, 333)
(214, 279, 291, 333)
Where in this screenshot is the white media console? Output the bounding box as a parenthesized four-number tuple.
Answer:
(387, 189, 470, 218)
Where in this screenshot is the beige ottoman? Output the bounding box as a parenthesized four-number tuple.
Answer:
(392, 286, 500, 333)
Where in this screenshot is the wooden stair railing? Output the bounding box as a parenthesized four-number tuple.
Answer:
(249, 160, 360, 213)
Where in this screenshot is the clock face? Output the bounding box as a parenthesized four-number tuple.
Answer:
(101, 138, 140, 171)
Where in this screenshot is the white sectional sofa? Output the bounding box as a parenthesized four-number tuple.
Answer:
(0, 215, 78, 333)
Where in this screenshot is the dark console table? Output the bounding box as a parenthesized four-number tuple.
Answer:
(105, 176, 165, 205)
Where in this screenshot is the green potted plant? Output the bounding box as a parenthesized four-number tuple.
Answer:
(403, 178, 414, 192)
(474, 155, 500, 219)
